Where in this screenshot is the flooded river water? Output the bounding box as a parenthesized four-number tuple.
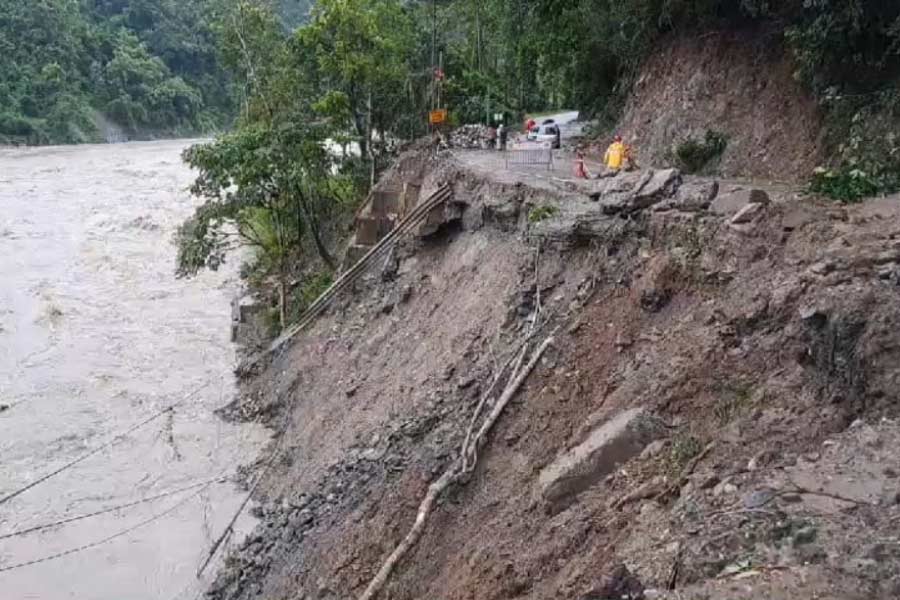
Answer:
(0, 140, 267, 599)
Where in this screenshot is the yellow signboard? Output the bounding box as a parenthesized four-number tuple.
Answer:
(429, 109, 448, 125)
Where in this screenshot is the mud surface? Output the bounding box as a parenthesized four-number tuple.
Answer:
(0, 141, 266, 599)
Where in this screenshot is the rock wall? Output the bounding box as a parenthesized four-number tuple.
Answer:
(618, 30, 824, 182)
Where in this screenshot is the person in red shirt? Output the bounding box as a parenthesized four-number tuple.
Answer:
(525, 118, 536, 133)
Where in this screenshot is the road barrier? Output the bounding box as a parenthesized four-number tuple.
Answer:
(504, 148, 555, 171)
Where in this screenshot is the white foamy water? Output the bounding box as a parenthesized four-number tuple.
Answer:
(0, 140, 267, 600)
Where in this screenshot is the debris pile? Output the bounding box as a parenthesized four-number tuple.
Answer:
(447, 124, 492, 149)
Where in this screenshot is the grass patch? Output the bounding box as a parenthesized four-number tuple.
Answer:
(528, 204, 559, 224)
(665, 432, 703, 477)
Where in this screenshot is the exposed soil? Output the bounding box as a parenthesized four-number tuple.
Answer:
(617, 30, 824, 182)
(208, 148, 900, 600)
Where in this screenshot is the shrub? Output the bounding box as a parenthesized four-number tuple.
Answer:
(675, 130, 728, 174)
(528, 204, 559, 224)
(809, 167, 880, 204)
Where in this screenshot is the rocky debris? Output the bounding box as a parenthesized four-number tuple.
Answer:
(580, 564, 645, 600)
(447, 124, 493, 150)
(710, 187, 771, 216)
(213, 148, 900, 600)
(209, 318, 489, 600)
(730, 201, 765, 225)
(653, 179, 719, 212)
(539, 408, 666, 504)
(594, 168, 682, 214)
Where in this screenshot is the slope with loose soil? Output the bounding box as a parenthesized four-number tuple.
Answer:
(617, 30, 824, 182)
(210, 148, 900, 600)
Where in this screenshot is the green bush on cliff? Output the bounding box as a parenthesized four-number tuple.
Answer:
(810, 167, 881, 204)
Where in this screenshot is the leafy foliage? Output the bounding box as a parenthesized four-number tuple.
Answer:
(810, 167, 881, 204)
(0, 0, 234, 144)
(528, 205, 559, 224)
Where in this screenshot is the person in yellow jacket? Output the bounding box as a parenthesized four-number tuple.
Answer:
(604, 134, 626, 170)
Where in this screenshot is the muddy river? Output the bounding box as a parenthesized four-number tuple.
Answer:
(0, 141, 266, 599)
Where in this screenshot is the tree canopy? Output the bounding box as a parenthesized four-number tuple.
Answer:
(0, 0, 236, 144)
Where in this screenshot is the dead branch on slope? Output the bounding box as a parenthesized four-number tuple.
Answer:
(357, 335, 555, 600)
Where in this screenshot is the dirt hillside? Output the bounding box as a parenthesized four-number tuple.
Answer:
(618, 30, 824, 182)
(209, 149, 900, 600)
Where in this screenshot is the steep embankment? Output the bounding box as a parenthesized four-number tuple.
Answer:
(211, 149, 900, 600)
(618, 31, 824, 182)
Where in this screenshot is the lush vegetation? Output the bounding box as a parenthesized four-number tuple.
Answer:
(174, 0, 900, 332)
(0, 0, 238, 144)
(176, 0, 414, 328)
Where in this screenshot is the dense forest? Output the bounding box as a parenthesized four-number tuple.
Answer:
(0, 0, 313, 144)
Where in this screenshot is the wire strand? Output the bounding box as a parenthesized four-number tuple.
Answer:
(0, 381, 213, 507)
(0, 476, 230, 541)
(0, 486, 210, 574)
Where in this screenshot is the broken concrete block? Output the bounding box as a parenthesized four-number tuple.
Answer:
(538, 407, 666, 503)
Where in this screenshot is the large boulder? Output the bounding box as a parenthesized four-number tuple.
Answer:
(710, 187, 770, 216)
(595, 169, 682, 214)
(653, 179, 719, 212)
(538, 407, 666, 504)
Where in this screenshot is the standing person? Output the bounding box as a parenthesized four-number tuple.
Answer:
(498, 123, 508, 151)
(574, 152, 591, 179)
(486, 124, 497, 150)
(604, 134, 626, 171)
(526, 117, 536, 133)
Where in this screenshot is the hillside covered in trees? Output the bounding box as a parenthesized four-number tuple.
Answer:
(175, 0, 900, 334)
(0, 0, 312, 144)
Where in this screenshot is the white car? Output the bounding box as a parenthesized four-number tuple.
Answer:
(527, 124, 561, 148)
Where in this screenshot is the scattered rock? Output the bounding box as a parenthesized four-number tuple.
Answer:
(742, 488, 776, 509)
(640, 440, 667, 460)
(361, 447, 386, 461)
(538, 408, 666, 503)
(639, 289, 671, 313)
(580, 563, 645, 600)
(793, 525, 818, 546)
(447, 124, 494, 149)
(710, 188, 770, 216)
(697, 473, 721, 490)
(730, 202, 764, 225)
(712, 480, 738, 497)
(457, 375, 476, 389)
(615, 332, 634, 351)
(654, 179, 719, 212)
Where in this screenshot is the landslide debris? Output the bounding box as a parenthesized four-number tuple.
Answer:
(209, 149, 900, 600)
